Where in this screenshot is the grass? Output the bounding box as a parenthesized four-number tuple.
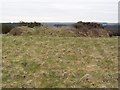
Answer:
(0, 35, 2, 89)
(2, 34, 118, 88)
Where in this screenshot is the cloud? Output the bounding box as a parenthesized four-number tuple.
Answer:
(1, 0, 119, 22)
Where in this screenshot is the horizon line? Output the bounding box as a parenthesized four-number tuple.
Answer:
(0, 21, 118, 23)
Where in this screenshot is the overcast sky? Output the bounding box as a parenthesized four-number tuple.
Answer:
(1, 0, 119, 23)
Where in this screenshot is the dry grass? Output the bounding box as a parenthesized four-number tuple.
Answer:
(8, 25, 109, 37)
(2, 34, 118, 88)
(9, 26, 77, 37)
(0, 35, 2, 89)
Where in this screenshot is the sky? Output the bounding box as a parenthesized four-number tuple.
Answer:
(1, 0, 119, 23)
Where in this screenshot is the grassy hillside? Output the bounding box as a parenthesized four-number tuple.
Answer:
(2, 34, 118, 88)
(0, 35, 2, 89)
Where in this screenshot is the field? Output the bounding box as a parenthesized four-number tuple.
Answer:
(2, 34, 118, 88)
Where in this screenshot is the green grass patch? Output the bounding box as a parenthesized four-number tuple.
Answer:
(2, 35, 118, 88)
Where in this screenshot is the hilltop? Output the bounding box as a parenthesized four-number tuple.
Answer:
(2, 21, 112, 37)
(2, 21, 118, 88)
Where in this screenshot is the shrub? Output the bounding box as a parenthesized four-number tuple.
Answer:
(73, 21, 103, 29)
(2, 23, 15, 34)
(72, 21, 109, 37)
(18, 21, 42, 28)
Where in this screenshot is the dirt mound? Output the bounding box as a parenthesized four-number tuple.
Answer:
(9, 26, 34, 36)
(72, 21, 109, 37)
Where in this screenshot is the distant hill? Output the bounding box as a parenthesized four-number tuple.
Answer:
(42, 22, 74, 26)
(102, 23, 118, 30)
(101, 23, 119, 36)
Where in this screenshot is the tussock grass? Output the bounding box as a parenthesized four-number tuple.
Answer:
(9, 25, 109, 37)
(9, 26, 77, 37)
(2, 34, 118, 88)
